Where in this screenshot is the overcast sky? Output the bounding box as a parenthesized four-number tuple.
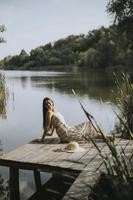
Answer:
(0, 0, 111, 59)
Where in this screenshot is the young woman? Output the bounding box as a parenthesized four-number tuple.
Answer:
(40, 97, 104, 143)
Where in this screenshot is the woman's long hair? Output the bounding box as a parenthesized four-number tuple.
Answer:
(42, 97, 54, 129)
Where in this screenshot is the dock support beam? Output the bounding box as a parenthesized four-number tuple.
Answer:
(34, 169, 42, 191)
(9, 167, 20, 200)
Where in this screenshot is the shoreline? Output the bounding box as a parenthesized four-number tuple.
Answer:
(0, 64, 133, 72)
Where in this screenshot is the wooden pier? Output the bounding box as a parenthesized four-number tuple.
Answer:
(0, 137, 132, 200)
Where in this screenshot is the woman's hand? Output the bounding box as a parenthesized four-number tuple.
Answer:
(34, 131, 46, 143)
(32, 138, 43, 143)
(46, 127, 54, 136)
(46, 132, 53, 136)
(41, 130, 48, 141)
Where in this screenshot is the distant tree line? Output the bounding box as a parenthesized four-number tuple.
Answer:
(0, 0, 133, 70)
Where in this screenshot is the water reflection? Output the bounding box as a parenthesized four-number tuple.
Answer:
(0, 69, 119, 200)
(0, 70, 118, 150)
(4, 70, 116, 102)
(29, 70, 116, 102)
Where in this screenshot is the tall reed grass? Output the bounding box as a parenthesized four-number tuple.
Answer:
(83, 105, 133, 200)
(0, 73, 8, 118)
(0, 74, 9, 199)
(114, 73, 133, 139)
(72, 82, 133, 199)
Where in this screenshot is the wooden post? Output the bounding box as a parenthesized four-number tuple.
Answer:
(9, 167, 20, 200)
(34, 169, 42, 191)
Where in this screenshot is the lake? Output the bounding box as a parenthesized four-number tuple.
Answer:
(0, 69, 118, 199)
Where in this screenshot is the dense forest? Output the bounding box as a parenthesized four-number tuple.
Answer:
(0, 0, 133, 70)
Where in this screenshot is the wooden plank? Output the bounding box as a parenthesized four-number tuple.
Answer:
(28, 144, 67, 163)
(0, 143, 64, 164)
(0, 137, 132, 200)
(63, 171, 101, 200)
(57, 142, 105, 171)
(0, 139, 132, 172)
(63, 139, 133, 200)
(0, 144, 83, 171)
(46, 149, 87, 170)
(0, 144, 45, 161)
(0, 157, 81, 174)
(70, 143, 105, 171)
(58, 143, 94, 169)
(19, 144, 58, 163)
(63, 153, 108, 200)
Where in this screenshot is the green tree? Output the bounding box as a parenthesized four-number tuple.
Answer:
(107, 0, 133, 23)
(107, 0, 133, 40)
(78, 48, 100, 68)
(0, 25, 6, 68)
(42, 43, 52, 51)
(1, 19, 133, 70)
(48, 57, 62, 65)
(107, 0, 133, 65)
(30, 47, 45, 65)
(19, 49, 29, 66)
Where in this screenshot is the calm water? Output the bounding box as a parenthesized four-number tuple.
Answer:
(0, 69, 118, 199)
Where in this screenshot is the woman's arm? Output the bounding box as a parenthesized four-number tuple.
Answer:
(46, 126, 55, 136)
(41, 111, 52, 141)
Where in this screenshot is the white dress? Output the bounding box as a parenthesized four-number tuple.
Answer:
(51, 112, 100, 142)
